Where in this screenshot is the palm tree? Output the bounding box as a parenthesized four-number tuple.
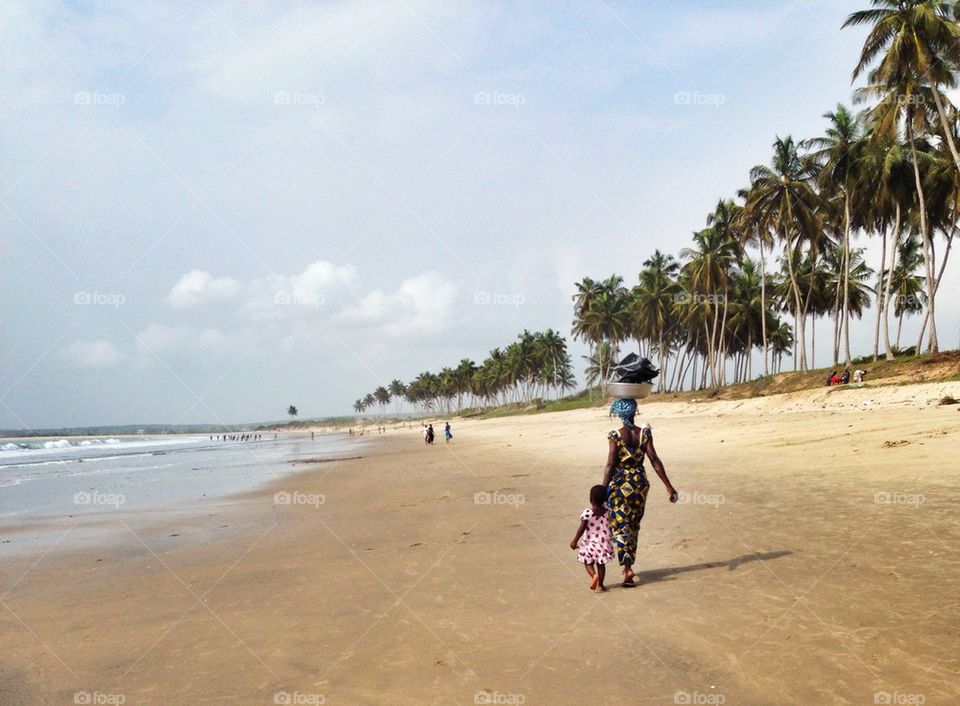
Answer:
(746, 136, 822, 370)
(388, 379, 406, 418)
(287, 405, 298, 419)
(631, 250, 679, 391)
(845, 0, 952, 353)
(805, 104, 867, 366)
(571, 276, 629, 391)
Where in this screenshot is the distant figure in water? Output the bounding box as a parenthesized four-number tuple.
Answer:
(311, 432, 315, 440)
(603, 398, 678, 587)
(570, 484, 614, 592)
(444, 422, 452, 443)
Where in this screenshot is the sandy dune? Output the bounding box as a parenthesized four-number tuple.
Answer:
(2, 382, 959, 705)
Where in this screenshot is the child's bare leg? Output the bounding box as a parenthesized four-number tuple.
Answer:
(583, 563, 596, 578)
(596, 564, 606, 589)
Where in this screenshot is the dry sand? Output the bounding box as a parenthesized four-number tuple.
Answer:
(2, 381, 960, 705)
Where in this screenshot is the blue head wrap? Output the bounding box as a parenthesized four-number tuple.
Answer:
(610, 398, 638, 429)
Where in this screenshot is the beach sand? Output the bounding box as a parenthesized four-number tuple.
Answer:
(2, 381, 959, 705)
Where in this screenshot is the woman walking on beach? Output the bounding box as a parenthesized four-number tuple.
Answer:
(603, 398, 678, 587)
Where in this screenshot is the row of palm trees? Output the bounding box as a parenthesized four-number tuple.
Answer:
(574, 1, 957, 391)
(353, 329, 577, 418)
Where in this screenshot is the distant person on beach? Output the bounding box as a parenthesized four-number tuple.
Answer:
(426, 424, 435, 445)
(603, 398, 678, 587)
(570, 484, 614, 592)
(826, 372, 836, 387)
(444, 422, 452, 443)
(841, 368, 851, 385)
(830, 372, 842, 386)
(854, 369, 866, 383)
(422, 424, 429, 444)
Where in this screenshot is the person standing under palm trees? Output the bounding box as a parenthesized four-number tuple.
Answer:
(602, 398, 678, 587)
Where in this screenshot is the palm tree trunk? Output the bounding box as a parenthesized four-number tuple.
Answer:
(842, 193, 852, 366)
(882, 205, 901, 361)
(784, 236, 806, 371)
(873, 225, 888, 361)
(759, 235, 769, 376)
(909, 130, 939, 353)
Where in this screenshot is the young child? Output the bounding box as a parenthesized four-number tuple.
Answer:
(569, 484, 614, 592)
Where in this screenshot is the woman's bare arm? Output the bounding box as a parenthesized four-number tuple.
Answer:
(601, 437, 617, 486)
(645, 436, 678, 502)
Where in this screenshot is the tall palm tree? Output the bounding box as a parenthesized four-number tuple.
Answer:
(845, 0, 952, 352)
(805, 104, 867, 365)
(631, 250, 679, 391)
(746, 136, 822, 370)
(388, 379, 406, 418)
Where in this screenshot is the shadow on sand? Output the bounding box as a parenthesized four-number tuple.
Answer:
(632, 550, 793, 586)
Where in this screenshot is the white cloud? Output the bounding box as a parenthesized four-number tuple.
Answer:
(243, 260, 359, 320)
(62, 340, 121, 369)
(341, 271, 457, 336)
(165, 270, 241, 309)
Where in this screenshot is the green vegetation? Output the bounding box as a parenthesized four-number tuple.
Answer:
(568, 2, 960, 395)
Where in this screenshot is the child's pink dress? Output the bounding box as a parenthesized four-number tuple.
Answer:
(577, 508, 614, 565)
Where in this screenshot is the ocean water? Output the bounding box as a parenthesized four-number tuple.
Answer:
(0, 433, 359, 523)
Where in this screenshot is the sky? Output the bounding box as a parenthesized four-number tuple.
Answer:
(2, 0, 959, 429)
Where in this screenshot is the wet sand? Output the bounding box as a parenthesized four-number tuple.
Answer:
(2, 382, 959, 705)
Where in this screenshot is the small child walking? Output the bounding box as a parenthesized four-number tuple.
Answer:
(570, 484, 614, 592)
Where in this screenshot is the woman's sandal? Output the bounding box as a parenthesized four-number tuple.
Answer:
(621, 569, 637, 587)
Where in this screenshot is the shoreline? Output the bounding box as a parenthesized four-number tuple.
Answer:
(2, 384, 959, 704)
